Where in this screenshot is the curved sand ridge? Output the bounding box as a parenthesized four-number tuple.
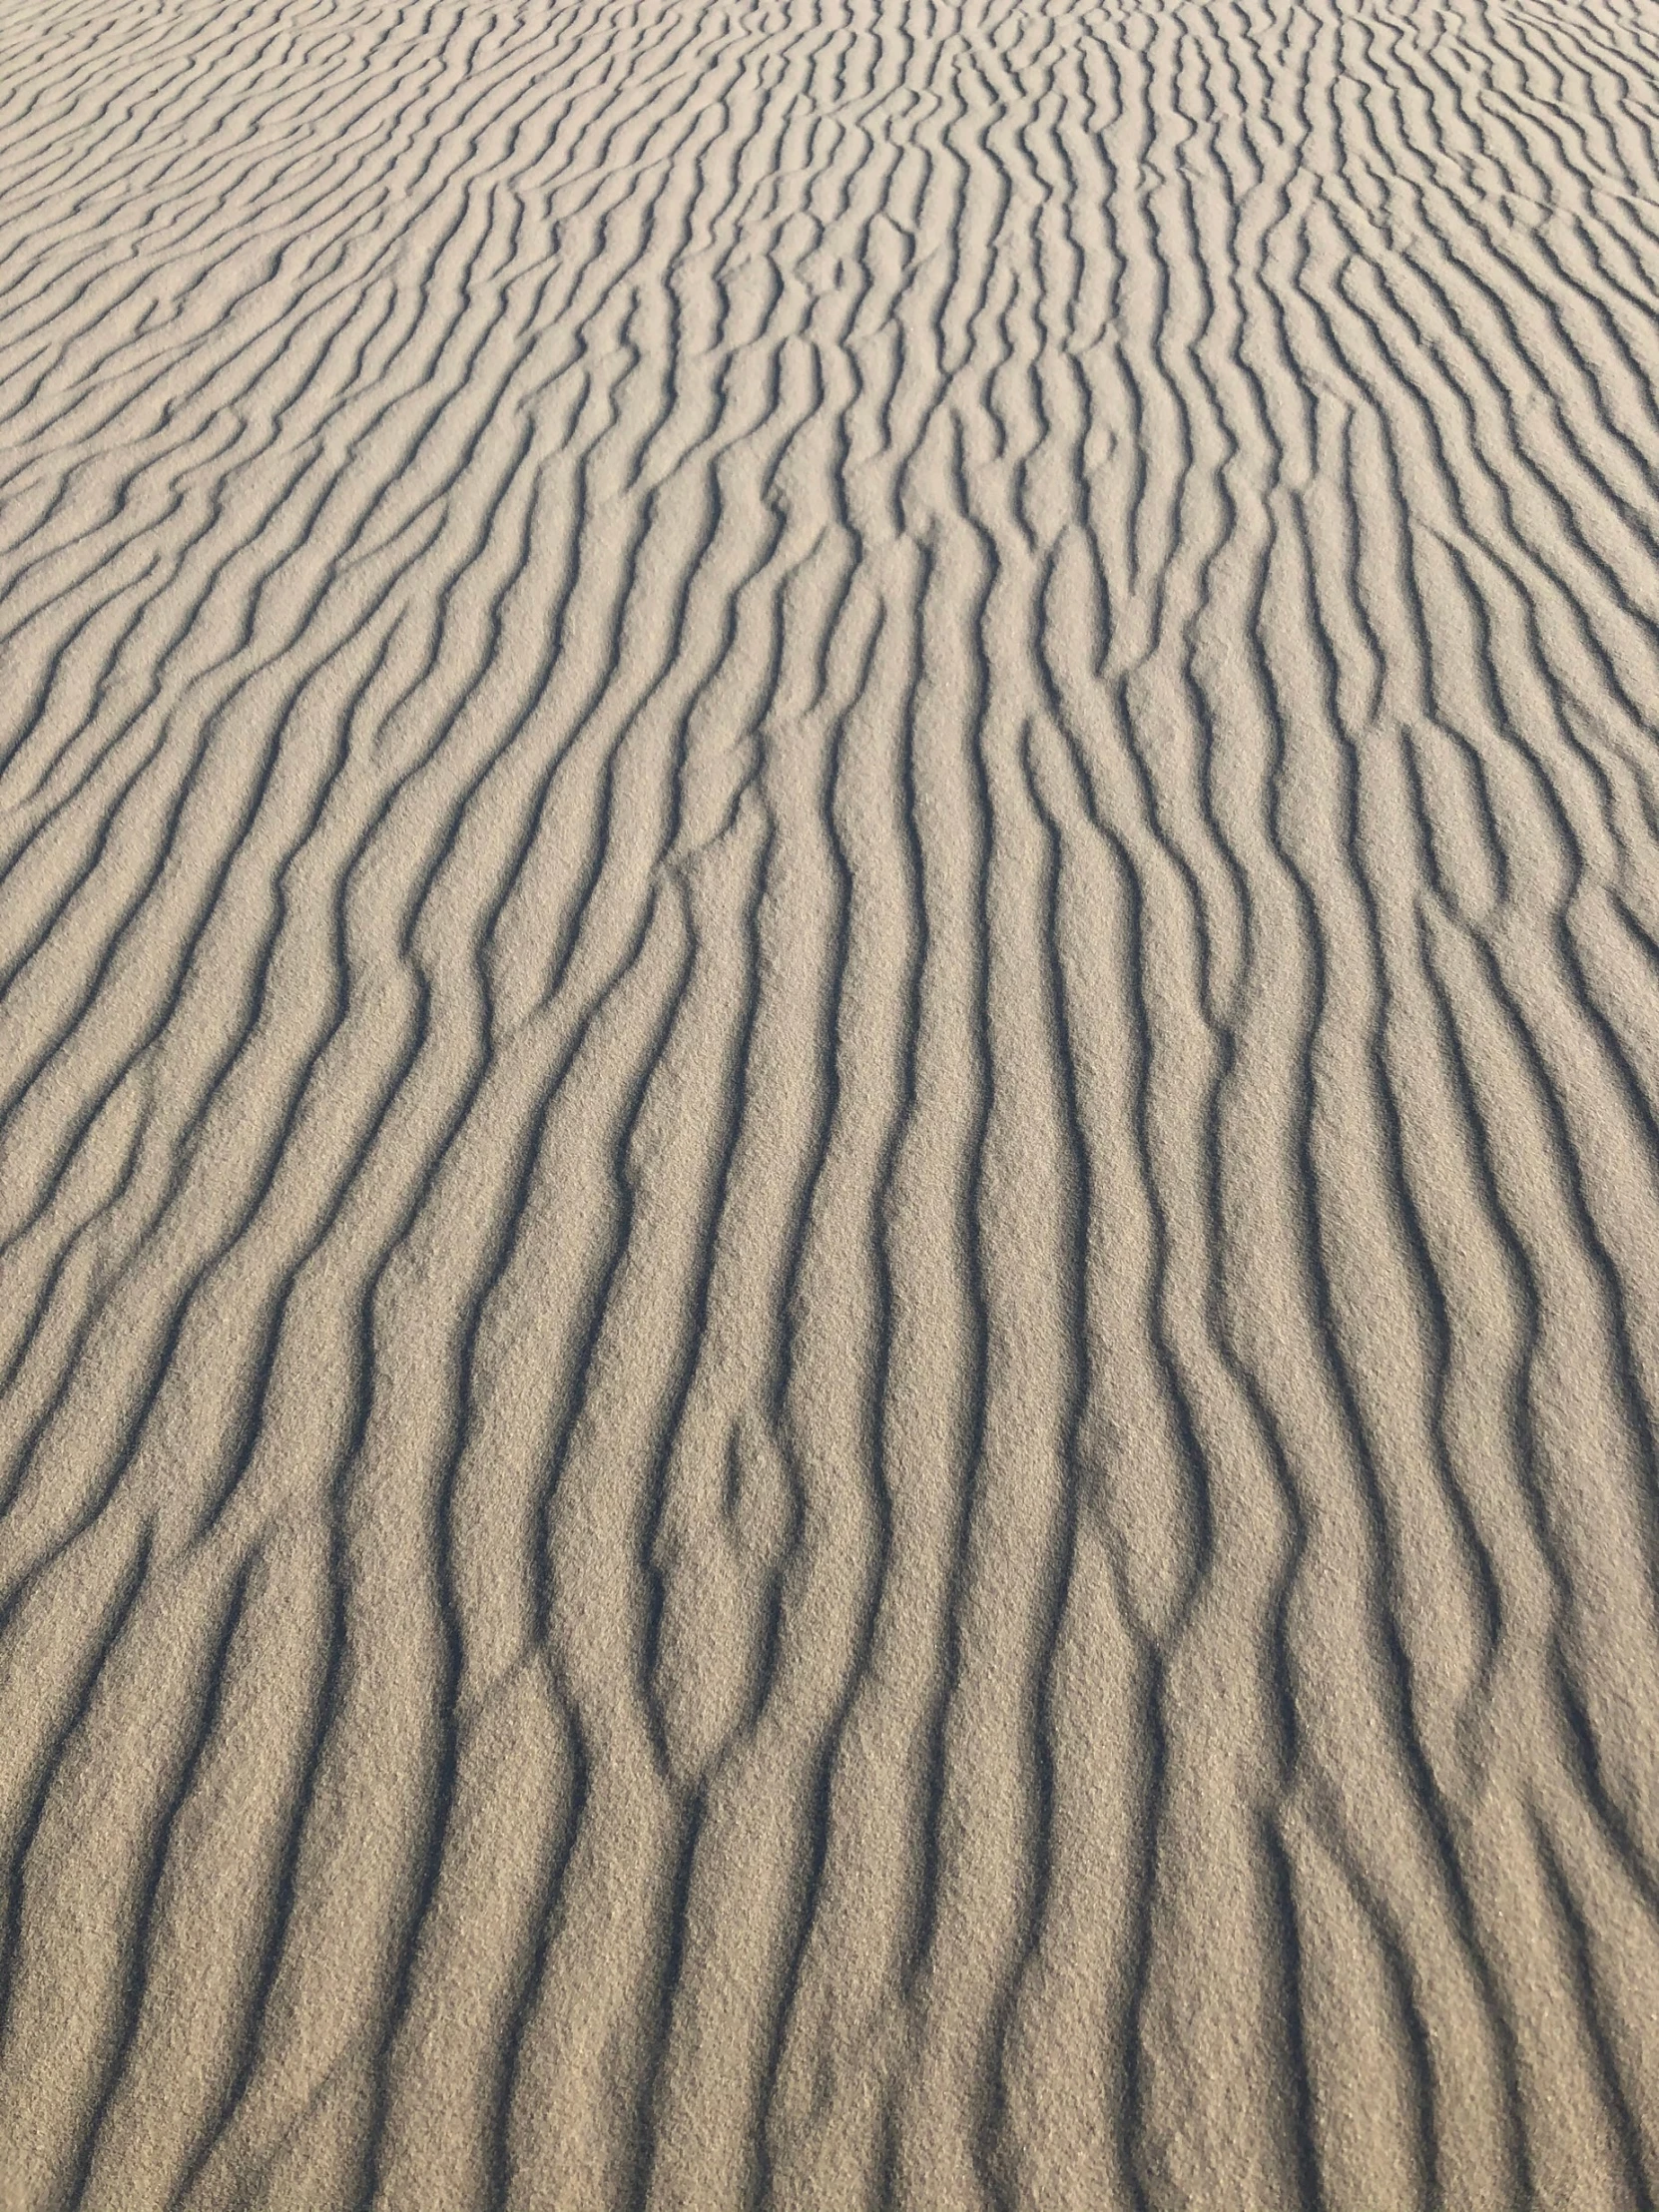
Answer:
(6, 0, 1659, 2201)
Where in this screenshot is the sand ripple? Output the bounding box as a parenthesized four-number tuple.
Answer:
(5, 0, 1659, 2201)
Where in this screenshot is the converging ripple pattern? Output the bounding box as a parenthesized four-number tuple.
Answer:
(5, 0, 1659, 2201)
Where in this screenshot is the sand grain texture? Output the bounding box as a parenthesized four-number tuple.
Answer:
(5, 0, 1659, 2200)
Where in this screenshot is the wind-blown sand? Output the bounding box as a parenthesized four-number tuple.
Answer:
(5, 0, 1659, 2201)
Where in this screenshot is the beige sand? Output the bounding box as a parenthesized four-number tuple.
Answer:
(5, 0, 1659, 2200)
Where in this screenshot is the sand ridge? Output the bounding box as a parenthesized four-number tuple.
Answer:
(5, 0, 1659, 2201)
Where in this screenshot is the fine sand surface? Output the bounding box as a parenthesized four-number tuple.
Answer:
(7, 0, 1659, 2202)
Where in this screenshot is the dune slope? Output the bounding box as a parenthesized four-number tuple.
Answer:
(6, 0, 1659, 2201)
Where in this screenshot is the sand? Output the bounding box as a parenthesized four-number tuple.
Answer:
(4, 0, 1659, 2200)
